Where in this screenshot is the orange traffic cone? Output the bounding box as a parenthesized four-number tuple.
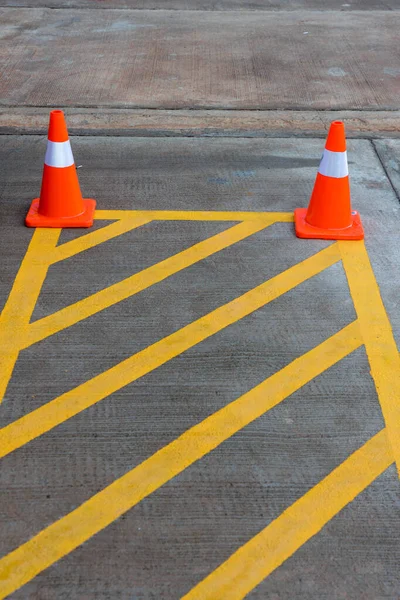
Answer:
(294, 121, 364, 240)
(25, 110, 96, 228)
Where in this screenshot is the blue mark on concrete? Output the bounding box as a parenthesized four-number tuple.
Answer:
(233, 170, 255, 179)
(208, 177, 230, 184)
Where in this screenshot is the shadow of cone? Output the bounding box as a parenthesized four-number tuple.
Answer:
(25, 110, 96, 228)
(294, 121, 364, 240)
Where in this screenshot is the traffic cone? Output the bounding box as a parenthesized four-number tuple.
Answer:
(294, 121, 364, 240)
(25, 110, 96, 228)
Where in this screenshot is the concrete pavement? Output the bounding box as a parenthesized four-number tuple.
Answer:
(1, 9, 399, 110)
(1, 135, 400, 598)
(1, 0, 399, 9)
(0, 0, 400, 598)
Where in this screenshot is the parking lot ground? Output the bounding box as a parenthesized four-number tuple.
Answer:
(0, 135, 399, 598)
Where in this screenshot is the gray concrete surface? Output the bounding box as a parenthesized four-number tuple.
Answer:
(1, 135, 400, 598)
(1, 0, 399, 9)
(1, 0, 400, 596)
(250, 464, 400, 599)
(2, 107, 400, 137)
(1, 9, 400, 110)
(374, 139, 400, 200)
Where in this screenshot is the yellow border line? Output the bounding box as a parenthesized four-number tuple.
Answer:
(182, 429, 392, 600)
(1, 212, 395, 599)
(0, 322, 362, 599)
(22, 220, 274, 349)
(50, 217, 152, 264)
(0, 244, 340, 459)
(94, 210, 295, 222)
(340, 241, 400, 477)
(0, 229, 61, 403)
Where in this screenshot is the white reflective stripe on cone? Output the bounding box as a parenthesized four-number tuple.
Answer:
(318, 149, 348, 178)
(44, 140, 75, 168)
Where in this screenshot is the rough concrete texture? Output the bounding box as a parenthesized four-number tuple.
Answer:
(2, 108, 400, 138)
(249, 465, 400, 599)
(1, 0, 399, 9)
(374, 139, 400, 200)
(1, 9, 400, 110)
(1, 0, 400, 594)
(1, 136, 399, 598)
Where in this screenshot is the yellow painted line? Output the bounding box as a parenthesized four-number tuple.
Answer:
(23, 220, 275, 348)
(0, 322, 362, 598)
(94, 210, 294, 222)
(340, 241, 400, 477)
(50, 217, 152, 264)
(183, 429, 392, 600)
(0, 229, 60, 403)
(0, 244, 340, 459)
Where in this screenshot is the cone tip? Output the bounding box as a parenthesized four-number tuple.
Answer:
(325, 120, 346, 153)
(48, 109, 69, 143)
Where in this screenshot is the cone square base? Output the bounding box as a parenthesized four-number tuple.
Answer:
(25, 198, 96, 228)
(294, 208, 364, 240)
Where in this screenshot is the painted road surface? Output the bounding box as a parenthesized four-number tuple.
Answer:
(0, 136, 399, 598)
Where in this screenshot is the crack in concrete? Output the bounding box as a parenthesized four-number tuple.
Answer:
(371, 139, 400, 204)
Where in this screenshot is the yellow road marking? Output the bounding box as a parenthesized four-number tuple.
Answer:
(23, 220, 281, 348)
(0, 244, 340, 459)
(0, 229, 61, 403)
(340, 242, 400, 477)
(94, 210, 295, 222)
(50, 217, 152, 264)
(0, 322, 362, 599)
(182, 429, 392, 600)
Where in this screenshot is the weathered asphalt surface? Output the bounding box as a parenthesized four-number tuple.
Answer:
(1, 1, 400, 599)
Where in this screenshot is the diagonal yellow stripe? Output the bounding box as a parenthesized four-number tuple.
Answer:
(94, 210, 295, 222)
(23, 220, 275, 349)
(0, 244, 340, 459)
(340, 241, 400, 477)
(0, 322, 362, 599)
(50, 217, 152, 264)
(182, 429, 392, 600)
(0, 229, 61, 404)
